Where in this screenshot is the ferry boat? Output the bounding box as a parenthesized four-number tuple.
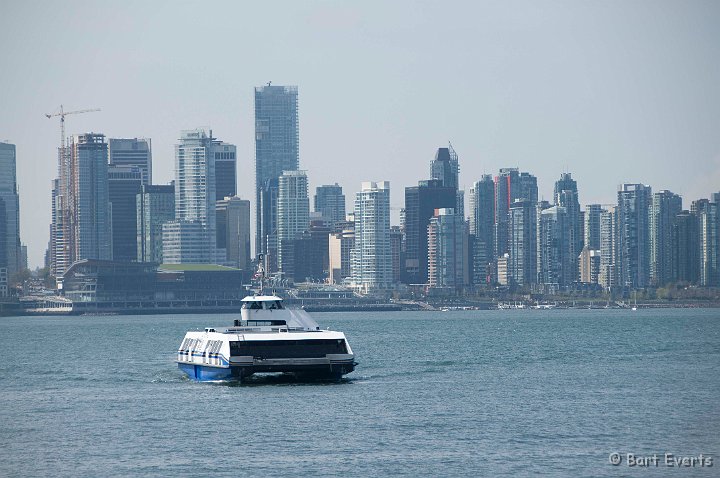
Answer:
(177, 295, 356, 382)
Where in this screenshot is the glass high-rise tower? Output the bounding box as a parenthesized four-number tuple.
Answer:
(254, 85, 299, 268)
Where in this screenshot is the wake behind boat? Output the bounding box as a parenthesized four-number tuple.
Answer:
(177, 295, 356, 382)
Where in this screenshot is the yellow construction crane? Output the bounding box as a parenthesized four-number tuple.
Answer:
(45, 105, 101, 151)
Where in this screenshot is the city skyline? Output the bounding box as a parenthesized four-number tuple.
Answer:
(1, 1, 719, 268)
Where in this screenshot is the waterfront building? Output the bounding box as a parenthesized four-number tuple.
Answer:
(216, 196, 251, 270)
(497, 253, 510, 286)
(494, 168, 537, 258)
(694, 199, 719, 286)
(390, 225, 403, 285)
(108, 138, 152, 185)
(213, 142, 237, 200)
(431, 145, 459, 189)
(616, 184, 652, 289)
(108, 166, 142, 262)
(329, 220, 355, 284)
(469, 175, 495, 266)
(69, 133, 112, 265)
(579, 247, 601, 284)
(283, 220, 330, 282)
(649, 190, 682, 286)
(598, 206, 617, 290)
(255, 85, 299, 264)
(277, 170, 309, 277)
(427, 208, 468, 290)
(166, 129, 221, 264)
(350, 181, 392, 294)
(136, 183, 175, 263)
(554, 173, 582, 282)
(0, 142, 21, 278)
(314, 184, 346, 230)
(403, 179, 456, 284)
(537, 205, 569, 286)
(508, 199, 537, 288)
(584, 204, 605, 251)
(672, 210, 699, 284)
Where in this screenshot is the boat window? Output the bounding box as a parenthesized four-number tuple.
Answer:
(274, 301, 284, 309)
(242, 301, 263, 310)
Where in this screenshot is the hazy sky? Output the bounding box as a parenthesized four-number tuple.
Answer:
(1, 0, 719, 268)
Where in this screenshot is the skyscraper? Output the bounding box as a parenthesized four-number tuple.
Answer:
(255, 85, 299, 264)
(108, 165, 142, 262)
(427, 208, 468, 290)
(351, 181, 392, 294)
(649, 190, 682, 286)
(403, 179, 456, 284)
(599, 206, 617, 290)
(584, 204, 605, 251)
(616, 184, 652, 289)
(469, 175, 495, 282)
(430, 145, 459, 189)
(508, 199, 536, 288)
(277, 170, 309, 277)
(537, 205, 569, 286)
(213, 142, 237, 200)
(314, 184, 346, 230)
(162, 129, 221, 264)
(494, 168, 537, 258)
(0, 142, 21, 279)
(108, 138, 152, 185)
(216, 196, 251, 270)
(69, 133, 112, 264)
(136, 183, 175, 263)
(554, 173, 581, 282)
(694, 198, 719, 286)
(672, 210, 699, 284)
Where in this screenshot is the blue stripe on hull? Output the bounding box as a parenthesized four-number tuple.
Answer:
(178, 363, 234, 381)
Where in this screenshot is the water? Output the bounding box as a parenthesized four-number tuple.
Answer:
(0, 308, 718, 477)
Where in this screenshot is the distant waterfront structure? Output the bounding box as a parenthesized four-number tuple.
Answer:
(508, 199, 536, 288)
(314, 184, 346, 230)
(672, 210, 699, 284)
(693, 198, 720, 286)
(649, 190, 682, 286)
(553, 173, 581, 282)
(108, 166, 142, 262)
(351, 181, 392, 294)
(469, 175, 495, 284)
(537, 204, 569, 287)
(213, 142, 237, 200)
(329, 219, 354, 284)
(136, 183, 175, 263)
(579, 247, 601, 284)
(403, 179, 456, 284)
(216, 196, 251, 270)
(162, 129, 223, 264)
(617, 184, 652, 288)
(427, 208, 468, 290)
(108, 138, 152, 185)
(390, 225, 403, 285)
(277, 170, 309, 278)
(255, 84, 299, 266)
(0, 142, 21, 280)
(70, 133, 112, 266)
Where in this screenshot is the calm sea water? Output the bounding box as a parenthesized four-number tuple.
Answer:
(0, 309, 718, 477)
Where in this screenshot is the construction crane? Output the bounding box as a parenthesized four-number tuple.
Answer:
(45, 105, 101, 151)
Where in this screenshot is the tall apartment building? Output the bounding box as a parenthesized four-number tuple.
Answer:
(494, 168, 537, 258)
(136, 183, 175, 263)
(672, 210, 699, 284)
(584, 204, 605, 250)
(351, 181, 392, 294)
(427, 208, 468, 289)
(216, 196, 251, 270)
(554, 173, 581, 282)
(403, 179, 456, 284)
(108, 166, 142, 262)
(649, 190, 682, 286)
(255, 85, 299, 266)
(537, 205, 569, 286)
(314, 184, 346, 230)
(469, 175, 495, 271)
(508, 199, 536, 288)
(694, 199, 720, 286)
(162, 129, 227, 264)
(598, 206, 617, 289)
(108, 138, 152, 185)
(579, 247, 601, 284)
(616, 184, 652, 289)
(0, 142, 21, 280)
(277, 171, 309, 277)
